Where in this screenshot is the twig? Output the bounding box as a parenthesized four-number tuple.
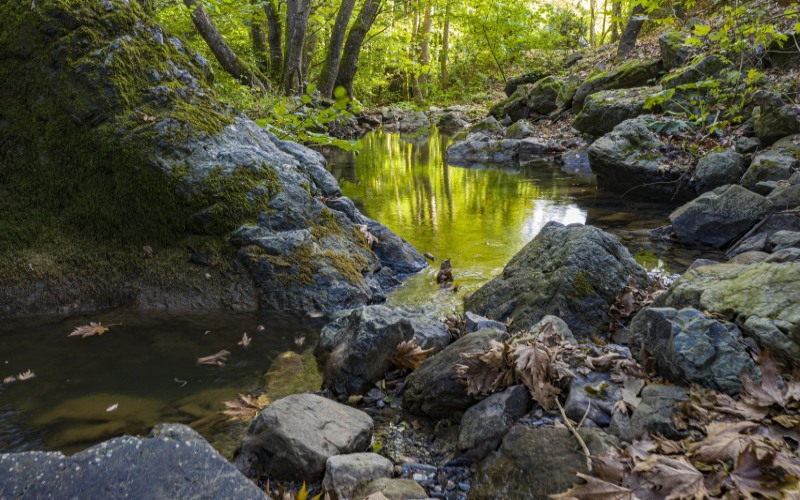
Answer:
(556, 399, 592, 471)
(577, 401, 592, 430)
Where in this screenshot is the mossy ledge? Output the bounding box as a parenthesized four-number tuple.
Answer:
(0, 0, 426, 317)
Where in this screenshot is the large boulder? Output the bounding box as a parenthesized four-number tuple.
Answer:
(752, 91, 800, 145)
(504, 69, 549, 97)
(740, 135, 800, 194)
(693, 150, 747, 193)
(573, 86, 661, 137)
(587, 117, 694, 200)
(404, 328, 508, 419)
(0, 424, 266, 499)
(660, 55, 730, 89)
(445, 137, 521, 166)
(457, 385, 532, 462)
(669, 185, 772, 248)
(0, 0, 425, 317)
(655, 262, 800, 362)
(315, 305, 450, 395)
(630, 307, 758, 395)
(234, 394, 373, 482)
(470, 426, 618, 499)
(464, 222, 649, 339)
(503, 76, 562, 122)
(573, 59, 665, 113)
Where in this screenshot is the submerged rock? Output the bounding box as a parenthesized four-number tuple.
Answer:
(470, 426, 618, 499)
(315, 305, 450, 396)
(0, 0, 425, 317)
(234, 394, 373, 482)
(0, 424, 266, 499)
(464, 222, 649, 339)
(631, 307, 758, 395)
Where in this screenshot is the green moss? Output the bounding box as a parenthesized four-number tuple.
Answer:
(311, 208, 345, 239)
(323, 250, 369, 285)
(571, 271, 595, 298)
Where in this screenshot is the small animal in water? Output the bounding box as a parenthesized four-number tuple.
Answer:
(436, 258, 453, 284)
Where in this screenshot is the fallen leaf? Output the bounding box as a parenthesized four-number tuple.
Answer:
(688, 421, 761, 464)
(221, 393, 270, 421)
(357, 224, 379, 248)
(256, 325, 265, 331)
(632, 455, 708, 499)
(238, 332, 252, 348)
(551, 472, 633, 499)
(3, 375, 16, 384)
(142, 245, 153, 257)
(197, 350, 230, 367)
(390, 339, 434, 371)
(16, 369, 35, 381)
(135, 109, 156, 122)
(69, 321, 110, 338)
(106, 403, 119, 412)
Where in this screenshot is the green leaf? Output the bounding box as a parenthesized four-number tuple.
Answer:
(300, 94, 311, 104)
(305, 83, 317, 95)
(333, 86, 348, 100)
(693, 24, 712, 37)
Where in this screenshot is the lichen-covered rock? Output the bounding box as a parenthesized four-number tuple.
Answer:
(470, 426, 618, 499)
(505, 119, 536, 139)
(504, 69, 549, 97)
(0, 424, 267, 499)
(740, 136, 800, 194)
(573, 59, 665, 113)
(694, 150, 746, 194)
(503, 76, 562, 122)
(573, 86, 661, 137)
(659, 31, 693, 70)
(457, 385, 532, 462)
(587, 117, 695, 200)
(752, 91, 800, 145)
(630, 307, 758, 395)
(655, 262, 800, 362)
(464, 222, 649, 339)
(322, 453, 393, 500)
(314, 305, 450, 395)
(669, 185, 772, 248)
(0, 0, 425, 317)
(234, 394, 373, 482)
(404, 328, 508, 419)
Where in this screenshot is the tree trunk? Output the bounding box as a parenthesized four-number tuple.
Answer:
(417, 1, 432, 91)
(589, 0, 596, 47)
(250, 1, 270, 75)
(283, 0, 311, 94)
(610, 1, 622, 43)
(264, 0, 283, 84)
(439, 0, 450, 91)
(303, 29, 317, 79)
(336, 0, 382, 98)
(616, 3, 645, 60)
(318, 0, 357, 99)
(184, 0, 268, 92)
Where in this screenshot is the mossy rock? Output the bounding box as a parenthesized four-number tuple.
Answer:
(573, 59, 665, 113)
(573, 86, 662, 137)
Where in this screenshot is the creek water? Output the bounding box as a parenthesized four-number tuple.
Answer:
(0, 127, 711, 455)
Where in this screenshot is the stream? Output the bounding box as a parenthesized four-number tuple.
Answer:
(0, 127, 715, 455)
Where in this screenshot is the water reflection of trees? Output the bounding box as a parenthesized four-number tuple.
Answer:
(325, 128, 589, 275)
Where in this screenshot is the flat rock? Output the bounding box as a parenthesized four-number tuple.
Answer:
(234, 394, 373, 482)
(0, 424, 266, 499)
(573, 86, 661, 137)
(323, 453, 393, 500)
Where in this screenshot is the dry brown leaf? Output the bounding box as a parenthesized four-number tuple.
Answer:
(513, 342, 568, 409)
(455, 340, 515, 397)
(197, 350, 231, 367)
(69, 321, 110, 338)
(390, 339, 434, 371)
(222, 393, 270, 421)
(238, 333, 252, 348)
(3, 375, 16, 384)
(624, 440, 656, 463)
(688, 421, 760, 464)
(357, 224, 379, 248)
(436, 258, 453, 284)
(729, 444, 792, 498)
(550, 472, 633, 500)
(592, 450, 629, 484)
(740, 353, 787, 410)
(632, 455, 708, 500)
(16, 369, 35, 381)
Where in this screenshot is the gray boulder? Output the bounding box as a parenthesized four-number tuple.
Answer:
(445, 137, 520, 166)
(587, 117, 694, 200)
(661, 55, 730, 89)
(457, 385, 532, 462)
(464, 222, 649, 339)
(0, 424, 266, 499)
(504, 69, 549, 97)
(573, 59, 665, 113)
(669, 185, 772, 247)
(768, 183, 800, 210)
(470, 426, 618, 499)
(503, 76, 562, 122)
(752, 91, 800, 144)
(464, 311, 507, 334)
(694, 150, 746, 193)
(315, 305, 450, 395)
(655, 262, 800, 362)
(564, 371, 622, 427)
(404, 328, 508, 419)
(234, 394, 373, 482)
(736, 136, 762, 154)
(741, 137, 800, 194)
(505, 119, 536, 139)
(358, 478, 428, 500)
(322, 453, 393, 500)
(629, 384, 689, 440)
(396, 111, 430, 133)
(630, 307, 758, 395)
(573, 86, 661, 137)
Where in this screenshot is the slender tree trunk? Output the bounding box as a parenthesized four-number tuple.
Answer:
(610, 1, 622, 43)
(616, 3, 645, 60)
(264, 0, 283, 84)
(600, 0, 608, 46)
(318, 0, 357, 98)
(183, 0, 268, 92)
(589, 0, 596, 47)
(303, 29, 317, 79)
(283, 0, 311, 94)
(439, 0, 451, 91)
(336, 0, 382, 98)
(410, 1, 423, 101)
(418, 1, 432, 91)
(250, 0, 270, 75)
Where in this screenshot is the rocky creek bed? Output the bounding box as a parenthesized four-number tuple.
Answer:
(2, 0, 800, 499)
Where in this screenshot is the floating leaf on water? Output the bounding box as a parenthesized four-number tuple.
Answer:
(3, 375, 17, 384)
(16, 369, 35, 381)
(106, 403, 119, 412)
(221, 393, 270, 421)
(238, 333, 252, 348)
(69, 322, 110, 338)
(256, 324, 265, 332)
(294, 334, 306, 347)
(197, 350, 231, 367)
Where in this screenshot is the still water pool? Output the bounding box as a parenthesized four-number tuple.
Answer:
(1, 128, 711, 454)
